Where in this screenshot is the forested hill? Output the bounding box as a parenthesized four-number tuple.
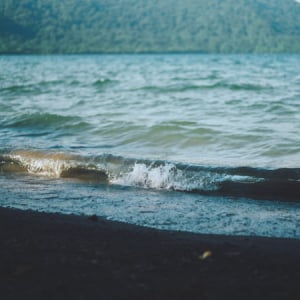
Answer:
(1, 0, 300, 54)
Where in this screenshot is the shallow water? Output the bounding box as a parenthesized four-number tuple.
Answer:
(0, 54, 299, 238)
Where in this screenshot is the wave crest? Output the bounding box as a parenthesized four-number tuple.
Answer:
(1, 150, 107, 181)
(1, 150, 299, 202)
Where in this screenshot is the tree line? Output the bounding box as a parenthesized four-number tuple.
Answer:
(1, 0, 300, 54)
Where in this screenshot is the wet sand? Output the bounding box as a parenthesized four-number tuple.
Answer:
(0, 206, 299, 300)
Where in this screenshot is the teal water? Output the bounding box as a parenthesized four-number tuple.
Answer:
(0, 54, 299, 238)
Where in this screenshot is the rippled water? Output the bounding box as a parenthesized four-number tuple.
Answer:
(0, 54, 299, 238)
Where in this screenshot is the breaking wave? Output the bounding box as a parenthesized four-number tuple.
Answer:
(1, 150, 299, 202)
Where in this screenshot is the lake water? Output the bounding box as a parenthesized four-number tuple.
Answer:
(0, 54, 299, 238)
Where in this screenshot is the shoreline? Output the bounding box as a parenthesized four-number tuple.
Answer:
(0, 207, 299, 300)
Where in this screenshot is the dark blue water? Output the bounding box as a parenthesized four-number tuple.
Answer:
(0, 54, 299, 238)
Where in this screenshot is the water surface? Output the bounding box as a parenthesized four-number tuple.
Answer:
(0, 54, 299, 238)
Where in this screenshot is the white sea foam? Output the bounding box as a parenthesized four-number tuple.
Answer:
(111, 162, 227, 191)
(112, 163, 179, 189)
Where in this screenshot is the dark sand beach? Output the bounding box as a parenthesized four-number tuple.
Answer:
(0, 206, 299, 300)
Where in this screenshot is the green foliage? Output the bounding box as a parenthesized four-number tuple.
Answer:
(1, 0, 300, 54)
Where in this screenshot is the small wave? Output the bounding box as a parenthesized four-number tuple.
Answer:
(93, 78, 116, 88)
(225, 83, 269, 91)
(212, 82, 269, 91)
(0, 84, 39, 95)
(1, 150, 299, 202)
(140, 84, 205, 93)
(140, 82, 270, 93)
(1, 113, 90, 131)
(0, 80, 65, 95)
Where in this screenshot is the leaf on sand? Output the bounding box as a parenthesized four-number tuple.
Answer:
(198, 250, 212, 261)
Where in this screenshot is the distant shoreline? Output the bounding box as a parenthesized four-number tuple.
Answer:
(2, 1, 300, 55)
(2, 51, 300, 56)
